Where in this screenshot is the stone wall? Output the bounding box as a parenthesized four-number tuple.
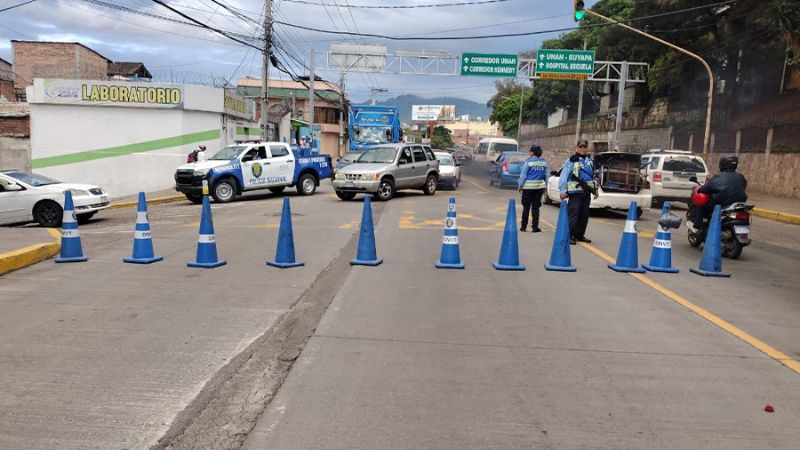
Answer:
(0, 102, 31, 171)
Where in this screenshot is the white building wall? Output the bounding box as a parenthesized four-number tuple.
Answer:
(26, 79, 254, 198)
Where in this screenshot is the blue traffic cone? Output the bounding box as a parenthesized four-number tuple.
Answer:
(544, 200, 576, 272)
(690, 205, 731, 277)
(435, 197, 465, 269)
(351, 197, 383, 266)
(492, 198, 525, 271)
(187, 195, 227, 268)
(643, 202, 679, 273)
(55, 191, 88, 263)
(123, 192, 163, 264)
(608, 201, 646, 273)
(267, 197, 304, 268)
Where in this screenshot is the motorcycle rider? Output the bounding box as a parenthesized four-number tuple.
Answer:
(689, 155, 747, 231)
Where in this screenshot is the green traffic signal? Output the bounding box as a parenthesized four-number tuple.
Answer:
(573, 0, 585, 21)
(575, 10, 585, 20)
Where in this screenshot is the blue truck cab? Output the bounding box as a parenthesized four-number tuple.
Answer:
(349, 105, 401, 152)
(174, 142, 332, 203)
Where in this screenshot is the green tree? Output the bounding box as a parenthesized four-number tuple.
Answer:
(430, 126, 453, 149)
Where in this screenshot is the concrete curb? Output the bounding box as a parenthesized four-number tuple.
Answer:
(107, 194, 187, 210)
(752, 208, 800, 226)
(0, 229, 60, 277)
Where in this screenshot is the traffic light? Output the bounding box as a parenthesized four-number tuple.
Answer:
(573, 0, 585, 21)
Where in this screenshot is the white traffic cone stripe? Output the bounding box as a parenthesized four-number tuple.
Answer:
(62, 210, 75, 223)
(443, 236, 459, 245)
(134, 230, 152, 239)
(654, 239, 672, 249)
(198, 234, 215, 243)
(62, 229, 80, 238)
(444, 217, 457, 229)
(624, 220, 637, 233)
(136, 212, 149, 224)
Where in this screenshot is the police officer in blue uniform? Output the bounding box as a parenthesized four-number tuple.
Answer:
(559, 140, 598, 245)
(517, 144, 548, 232)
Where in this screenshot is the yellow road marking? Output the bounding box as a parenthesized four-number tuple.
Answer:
(399, 212, 504, 231)
(338, 220, 361, 230)
(540, 218, 800, 375)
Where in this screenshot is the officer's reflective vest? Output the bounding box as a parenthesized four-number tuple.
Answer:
(566, 155, 596, 193)
(522, 156, 547, 190)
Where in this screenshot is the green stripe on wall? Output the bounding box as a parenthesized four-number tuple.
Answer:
(236, 126, 261, 136)
(32, 129, 221, 169)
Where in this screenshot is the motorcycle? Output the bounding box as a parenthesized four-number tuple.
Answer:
(686, 176, 753, 259)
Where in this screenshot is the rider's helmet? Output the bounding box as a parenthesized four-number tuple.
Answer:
(691, 186, 711, 207)
(719, 155, 738, 171)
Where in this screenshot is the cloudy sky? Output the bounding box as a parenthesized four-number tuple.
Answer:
(0, 0, 598, 103)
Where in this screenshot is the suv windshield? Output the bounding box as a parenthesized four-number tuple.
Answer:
(663, 156, 706, 173)
(354, 126, 393, 144)
(5, 171, 60, 186)
(341, 152, 363, 163)
(357, 147, 398, 164)
(210, 145, 247, 160)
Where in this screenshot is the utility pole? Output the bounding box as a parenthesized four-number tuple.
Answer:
(614, 61, 629, 151)
(339, 71, 346, 156)
(370, 87, 387, 105)
(309, 47, 316, 151)
(575, 37, 588, 143)
(586, 9, 714, 160)
(515, 90, 523, 141)
(260, 0, 272, 142)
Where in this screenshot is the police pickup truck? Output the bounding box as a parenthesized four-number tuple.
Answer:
(174, 142, 332, 203)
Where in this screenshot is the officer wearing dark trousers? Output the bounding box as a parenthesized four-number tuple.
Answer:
(518, 145, 548, 232)
(558, 140, 598, 245)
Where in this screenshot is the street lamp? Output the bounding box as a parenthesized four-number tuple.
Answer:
(500, 94, 524, 141)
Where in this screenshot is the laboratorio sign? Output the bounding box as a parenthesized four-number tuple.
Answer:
(45, 82, 183, 106)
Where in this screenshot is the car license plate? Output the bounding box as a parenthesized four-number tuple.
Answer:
(344, 181, 354, 187)
(734, 225, 749, 235)
(100, 195, 108, 203)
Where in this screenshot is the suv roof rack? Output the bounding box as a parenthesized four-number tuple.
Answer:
(647, 149, 692, 154)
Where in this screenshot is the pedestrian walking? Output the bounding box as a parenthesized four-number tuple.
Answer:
(186, 145, 207, 163)
(518, 144, 548, 233)
(559, 140, 598, 245)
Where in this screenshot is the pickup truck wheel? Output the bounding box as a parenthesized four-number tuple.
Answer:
(34, 200, 63, 227)
(373, 179, 395, 201)
(422, 175, 438, 195)
(269, 186, 285, 194)
(296, 173, 317, 196)
(212, 179, 237, 203)
(185, 193, 203, 204)
(335, 191, 356, 201)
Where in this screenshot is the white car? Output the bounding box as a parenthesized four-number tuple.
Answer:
(640, 149, 709, 207)
(434, 151, 462, 189)
(0, 170, 109, 227)
(545, 152, 652, 218)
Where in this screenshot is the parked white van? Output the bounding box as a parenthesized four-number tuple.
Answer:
(474, 137, 519, 162)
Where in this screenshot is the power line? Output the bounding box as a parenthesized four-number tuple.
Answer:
(148, 0, 263, 51)
(274, 0, 739, 41)
(282, 0, 512, 8)
(0, 0, 36, 13)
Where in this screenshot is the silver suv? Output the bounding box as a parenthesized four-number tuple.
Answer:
(641, 149, 709, 207)
(332, 144, 440, 201)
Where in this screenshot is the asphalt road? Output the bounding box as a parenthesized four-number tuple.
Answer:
(1, 165, 799, 449)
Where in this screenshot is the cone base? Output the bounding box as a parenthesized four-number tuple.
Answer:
(124, 256, 164, 264)
(435, 261, 465, 269)
(608, 264, 646, 273)
(267, 260, 304, 268)
(492, 261, 525, 271)
(690, 267, 730, 277)
(351, 258, 383, 266)
(544, 262, 576, 272)
(55, 255, 88, 263)
(643, 264, 679, 273)
(188, 259, 227, 268)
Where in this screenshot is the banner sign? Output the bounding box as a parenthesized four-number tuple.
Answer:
(43, 79, 184, 109)
(223, 90, 254, 120)
(412, 105, 456, 122)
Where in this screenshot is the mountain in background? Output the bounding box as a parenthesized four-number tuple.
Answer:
(364, 94, 491, 123)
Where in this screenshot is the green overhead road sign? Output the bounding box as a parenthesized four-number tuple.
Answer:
(460, 53, 518, 77)
(535, 49, 595, 80)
